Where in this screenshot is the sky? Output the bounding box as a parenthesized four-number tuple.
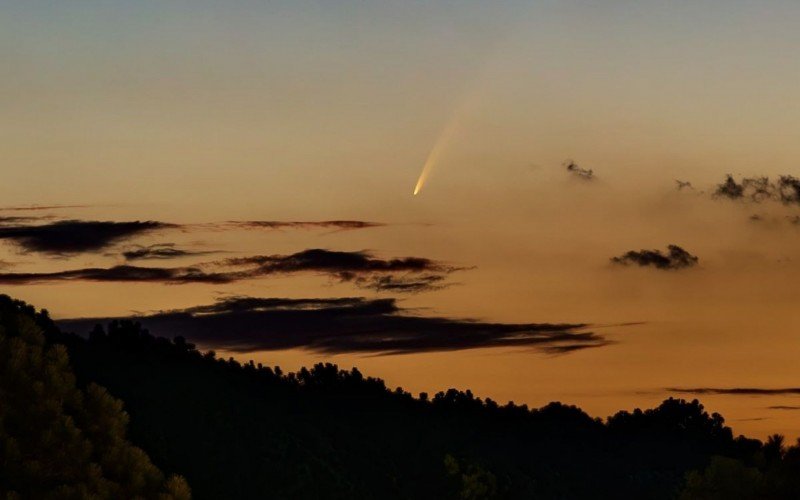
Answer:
(4, 1, 800, 439)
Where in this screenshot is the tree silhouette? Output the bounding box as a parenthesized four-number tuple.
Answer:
(764, 434, 786, 463)
(0, 303, 190, 499)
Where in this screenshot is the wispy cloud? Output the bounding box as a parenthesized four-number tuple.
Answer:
(0, 204, 92, 212)
(356, 274, 450, 293)
(226, 220, 385, 232)
(122, 243, 219, 261)
(0, 265, 233, 284)
(218, 249, 463, 292)
(667, 387, 800, 395)
(0, 215, 53, 224)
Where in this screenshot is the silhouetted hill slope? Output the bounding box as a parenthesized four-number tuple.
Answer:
(0, 297, 190, 500)
(3, 294, 800, 499)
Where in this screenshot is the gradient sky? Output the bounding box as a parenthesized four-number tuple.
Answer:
(4, 1, 800, 439)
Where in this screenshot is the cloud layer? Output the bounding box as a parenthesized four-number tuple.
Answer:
(0, 249, 462, 292)
(0, 217, 386, 257)
(58, 296, 606, 355)
(611, 245, 698, 270)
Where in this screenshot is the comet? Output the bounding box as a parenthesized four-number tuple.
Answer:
(410, 25, 520, 196)
(413, 116, 462, 196)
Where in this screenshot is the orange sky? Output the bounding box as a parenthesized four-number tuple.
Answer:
(3, 1, 800, 439)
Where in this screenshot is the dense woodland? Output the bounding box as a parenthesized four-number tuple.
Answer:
(3, 294, 800, 499)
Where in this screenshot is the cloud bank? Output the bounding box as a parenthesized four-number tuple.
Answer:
(58, 296, 606, 355)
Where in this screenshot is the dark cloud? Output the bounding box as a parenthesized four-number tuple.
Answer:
(0, 249, 462, 292)
(780, 176, 800, 204)
(0, 220, 173, 255)
(122, 243, 218, 261)
(675, 180, 693, 191)
(611, 245, 698, 270)
(227, 220, 385, 231)
(564, 160, 594, 180)
(667, 387, 800, 396)
(714, 174, 800, 205)
(715, 175, 750, 200)
(57, 296, 607, 355)
(742, 177, 775, 200)
(767, 406, 800, 410)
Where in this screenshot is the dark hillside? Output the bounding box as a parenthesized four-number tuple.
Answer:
(2, 295, 800, 499)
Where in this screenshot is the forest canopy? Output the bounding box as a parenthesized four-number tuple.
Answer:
(2, 294, 800, 499)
